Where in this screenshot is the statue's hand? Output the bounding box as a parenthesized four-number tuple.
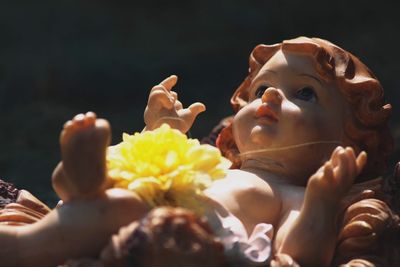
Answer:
(144, 75, 206, 133)
(306, 147, 367, 204)
(337, 198, 392, 258)
(0, 190, 50, 226)
(339, 258, 379, 267)
(270, 253, 300, 267)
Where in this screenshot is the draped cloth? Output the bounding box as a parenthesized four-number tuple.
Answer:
(206, 209, 273, 266)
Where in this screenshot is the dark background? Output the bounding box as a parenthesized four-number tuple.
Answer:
(0, 0, 399, 206)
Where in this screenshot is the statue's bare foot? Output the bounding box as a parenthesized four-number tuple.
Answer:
(52, 112, 111, 202)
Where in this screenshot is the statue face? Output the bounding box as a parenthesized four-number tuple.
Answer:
(232, 50, 349, 182)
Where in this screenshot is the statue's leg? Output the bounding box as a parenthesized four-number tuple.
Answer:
(0, 112, 152, 267)
(52, 112, 111, 202)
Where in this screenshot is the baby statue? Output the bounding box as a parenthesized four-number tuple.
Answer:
(0, 36, 394, 267)
(142, 36, 392, 266)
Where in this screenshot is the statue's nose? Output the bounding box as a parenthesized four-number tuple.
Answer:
(261, 87, 282, 105)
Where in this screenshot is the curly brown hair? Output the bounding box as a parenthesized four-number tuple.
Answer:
(218, 37, 393, 180)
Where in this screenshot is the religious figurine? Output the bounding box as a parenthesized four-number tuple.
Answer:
(0, 36, 398, 267)
(143, 36, 395, 266)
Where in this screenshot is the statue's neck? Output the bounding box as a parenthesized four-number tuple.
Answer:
(240, 158, 297, 185)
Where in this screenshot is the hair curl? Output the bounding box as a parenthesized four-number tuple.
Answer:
(218, 37, 393, 180)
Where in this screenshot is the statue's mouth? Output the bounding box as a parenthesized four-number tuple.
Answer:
(255, 104, 278, 122)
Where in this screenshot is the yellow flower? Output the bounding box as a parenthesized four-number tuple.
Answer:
(107, 124, 231, 213)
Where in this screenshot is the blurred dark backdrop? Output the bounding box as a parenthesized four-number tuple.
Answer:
(0, 0, 399, 206)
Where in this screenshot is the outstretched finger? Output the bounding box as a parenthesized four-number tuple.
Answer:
(344, 147, 357, 178)
(188, 102, 206, 117)
(334, 150, 349, 181)
(355, 151, 367, 174)
(331, 146, 343, 167)
(159, 75, 178, 91)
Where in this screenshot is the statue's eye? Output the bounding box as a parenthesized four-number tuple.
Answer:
(295, 87, 317, 102)
(255, 85, 269, 98)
